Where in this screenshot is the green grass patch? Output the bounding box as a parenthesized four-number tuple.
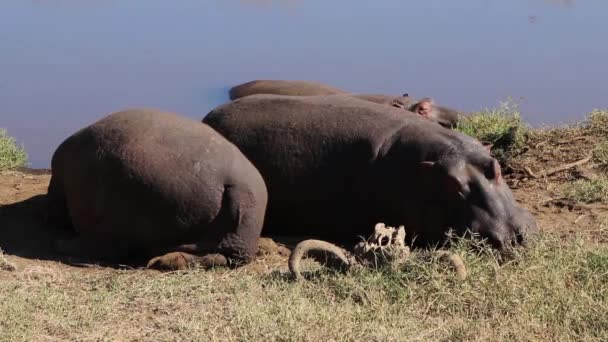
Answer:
(585, 109, 608, 137)
(456, 99, 528, 163)
(0, 234, 606, 341)
(593, 142, 608, 170)
(562, 176, 608, 203)
(0, 129, 27, 170)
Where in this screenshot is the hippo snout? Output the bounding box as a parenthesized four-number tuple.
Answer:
(511, 207, 539, 246)
(468, 205, 537, 250)
(490, 207, 538, 249)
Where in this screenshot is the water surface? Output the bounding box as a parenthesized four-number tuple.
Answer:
(1, 0, 607, 167)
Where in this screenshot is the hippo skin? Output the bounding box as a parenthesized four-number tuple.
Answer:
(228, 79, 463, 128)
(46, 109, 268, 270)
(203, 94, 537, 249)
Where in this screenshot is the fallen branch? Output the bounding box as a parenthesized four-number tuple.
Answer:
(525, 156, 592, 179)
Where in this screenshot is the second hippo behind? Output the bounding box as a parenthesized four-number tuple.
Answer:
(228, 79, 465, 128)
(203, 94, 538, 250)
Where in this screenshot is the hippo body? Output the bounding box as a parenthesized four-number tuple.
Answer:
(229, 80, 346, 99)
(47, 109, 268, 269)
(203, 95, 536, 248)
(228, 79, 464, 127)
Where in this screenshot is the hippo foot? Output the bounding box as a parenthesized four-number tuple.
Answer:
(147, 252, 228, 271)
(257, 238, 291, 257)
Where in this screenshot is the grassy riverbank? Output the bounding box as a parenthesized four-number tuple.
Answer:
(1, 107, 607, 341)
(0, 234, 606, 341)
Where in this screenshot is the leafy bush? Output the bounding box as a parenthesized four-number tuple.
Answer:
(0, 128, 27, 170)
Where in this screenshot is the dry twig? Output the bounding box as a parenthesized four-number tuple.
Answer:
(525, 156, 592, 179)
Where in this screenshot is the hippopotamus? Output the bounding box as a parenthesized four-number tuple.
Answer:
(228, 79, 464, 128)
(229, 80, 346, 98)
(203, 94, 537, 249)
(46, 109, 268, 270)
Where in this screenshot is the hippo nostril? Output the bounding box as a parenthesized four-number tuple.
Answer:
(485, 231, 505, 249)
(514, 231, 524, 245)
(491, 238, 505, 250)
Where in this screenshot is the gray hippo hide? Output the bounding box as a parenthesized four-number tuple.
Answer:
(228, 79, 463, 128)
(203, 94, 537, 249)
(46, 109, 268, 270)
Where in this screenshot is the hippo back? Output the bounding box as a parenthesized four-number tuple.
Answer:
(51, 109, 267, 248)
(203, 94, 480, 240)
(229, 80, 347, 100)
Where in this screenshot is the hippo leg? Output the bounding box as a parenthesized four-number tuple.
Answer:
(214, 185, 265, 263)
(148, 185, 265, 271)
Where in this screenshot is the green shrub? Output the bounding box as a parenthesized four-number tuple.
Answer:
(0, 128, 28, 170)
(593, 142, 608, 170)
(585, 109, 608, 137)
(456, 99, 528, 164)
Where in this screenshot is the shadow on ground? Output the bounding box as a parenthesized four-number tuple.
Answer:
(0, 193, 304, 271)
(0, 194, 151, 269)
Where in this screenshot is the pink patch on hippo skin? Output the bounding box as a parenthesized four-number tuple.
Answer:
(415, 98, 434, 117)
(417, 103, 432, 116)
(493, 159, 502, 184)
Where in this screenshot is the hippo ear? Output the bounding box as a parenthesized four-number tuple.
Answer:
(483, 144, 493, 153)
(485, 159, 503, 184)
(413, 98, 434, 117)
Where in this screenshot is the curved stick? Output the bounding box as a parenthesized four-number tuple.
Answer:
(434, 251, 467, 280)
(289, 239, 353, 280)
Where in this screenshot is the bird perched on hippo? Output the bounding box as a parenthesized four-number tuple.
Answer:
(228, 79, 464, 128)
(203, 94, 537, 250)
(46, 109, 268, 270)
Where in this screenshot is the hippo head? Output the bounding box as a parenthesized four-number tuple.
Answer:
(390, 96, 462, 128)
(412, 156, 538, 249)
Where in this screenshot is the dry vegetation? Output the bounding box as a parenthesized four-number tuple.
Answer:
(1, 107, 607, 341)
(0, 235, 606, 341)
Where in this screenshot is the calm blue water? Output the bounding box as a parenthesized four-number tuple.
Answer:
(1, 0, 607, 167)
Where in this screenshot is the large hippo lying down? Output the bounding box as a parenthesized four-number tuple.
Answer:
(46, 109, 268, 270)
(204, 94, 537, 249)
(229, 79, 463, 128)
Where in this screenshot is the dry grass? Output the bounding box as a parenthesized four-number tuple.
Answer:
(0, 234, 606, 341)
(0, 249, 16, 271)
